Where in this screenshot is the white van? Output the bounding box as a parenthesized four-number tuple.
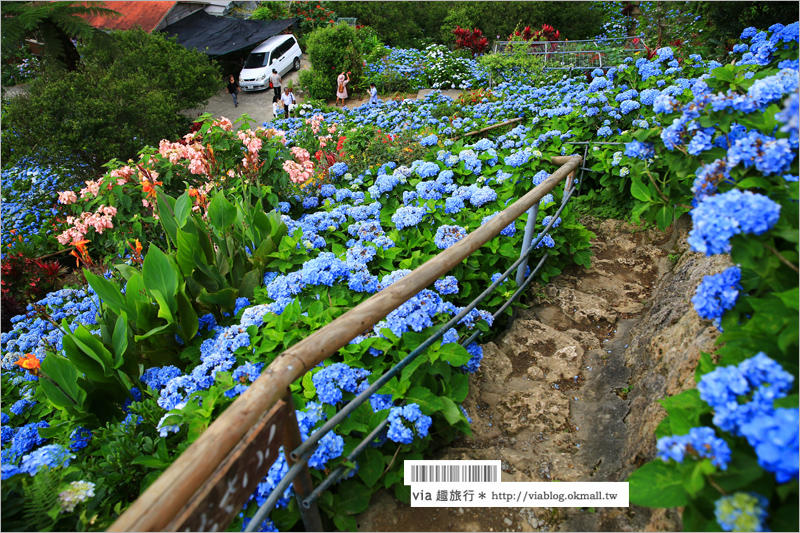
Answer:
(239, 34, 302, 91)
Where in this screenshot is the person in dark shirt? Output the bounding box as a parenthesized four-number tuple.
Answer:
(227, 75, 239, 107)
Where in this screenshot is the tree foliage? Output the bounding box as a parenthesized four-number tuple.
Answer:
(334, 1, 603, 47)
(1, 1, 120, 72)
(1, 28, 223, 174)
(300, 24, 364, 100)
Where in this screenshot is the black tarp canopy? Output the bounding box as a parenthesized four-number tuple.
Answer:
(160, 10, 299, 56)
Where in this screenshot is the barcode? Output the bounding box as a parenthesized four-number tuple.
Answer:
(405, 461, 500, 484)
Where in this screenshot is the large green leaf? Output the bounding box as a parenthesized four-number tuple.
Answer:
(176, 290, 199, 343)
(439, 396, 463, 425)
(61, 332, 108, 383)
(84, 269, 128, 316)
(142, 245, 178, 313)
(405, 386, 444, 414)
(627, 460, 688, 507)
(150, 289, 175, 323)
(111, 314, 128, 368)
(156, 190, 179, 245)
(176, 229, 203, 277)
(630, 175, 652, 202)
(40, 355, 86, 410)
(197, 287, 238, 311)
(173, 192, 192, 229)
(72, 324, 116, 377)
(207, 192, 237, 232)
(337, 481, 371, 514)
(357, 448, 384, 488)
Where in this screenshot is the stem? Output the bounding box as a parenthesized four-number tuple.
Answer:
(644, 168, 692, 210)
(764, 243, 800, 273)
(707, 475, 728, 496)
(381, 443, 402, 477)
(39, 370, 79, 406)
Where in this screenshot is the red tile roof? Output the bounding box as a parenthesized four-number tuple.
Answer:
(79, 2, 177, 33)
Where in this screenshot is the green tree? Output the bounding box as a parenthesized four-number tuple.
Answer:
(1, 1, 120, 72)
(300, 23, 364, 100)
(1, 28, 223, 173)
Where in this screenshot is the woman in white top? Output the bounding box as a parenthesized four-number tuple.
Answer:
(270, 69, 282, 103)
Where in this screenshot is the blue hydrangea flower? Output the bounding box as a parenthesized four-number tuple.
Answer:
(656, 427, 732, 469)
(739, 408, 799, 483)
(312, 363, 370, 405)
(434, 276, 459, 295)
(688, 189, 781, 256)
(434, 225, 467, 249)
(20, 444, 74, 475)
(387, 404, 432, 444)
(715, 492, 769, 532)
(692, 266, 742, 322)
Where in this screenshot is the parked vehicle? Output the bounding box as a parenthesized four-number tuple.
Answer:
(239, 34, 302, 91)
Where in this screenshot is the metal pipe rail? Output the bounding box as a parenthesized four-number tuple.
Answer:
(109, 155, 583, 532)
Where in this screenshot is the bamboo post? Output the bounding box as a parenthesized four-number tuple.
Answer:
(109, 156, 582, 532)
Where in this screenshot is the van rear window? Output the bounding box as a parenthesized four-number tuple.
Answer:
(244, 52, 268, 69)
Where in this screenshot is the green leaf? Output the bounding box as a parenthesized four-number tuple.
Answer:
(84, 270, 128, 316)
(61, 334, 108, 383)
(72, 324, 116, 377)
(207, 192, 237, 232)
(176, 290, 198, 343)
(150, 289, 175, 323)
(657, 389, 710, 436)
(448, 373, 469, 402)
(238, 269, 262, 301)
(197, 287, 238, 311)
(142, 245, 178, 306)
(655, 206, 672, 230)
(630, 175, 652, 202)
(175, 229, 202, 277)
(682, 459, 714, 497)
(357, 448, 385, 488)
(111, 314, 128, 367)
(40, 355, 86, 410)
(302, 372, 316, 399)
(400, 351, 428, 384)
(405, 386, 444, 414)
(156, 191, 179, 245)
(333, 514, 357, 532)
(174, 192, 192, 228)
(436, 342, 471, 366)
(337, 481, 371, 514)
(439, 396, 463, 425)
(627, 460, 688, 507)
(130, 456, 170, 469)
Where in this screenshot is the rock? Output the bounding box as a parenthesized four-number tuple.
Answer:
(495, 385, 570, 435)
(481, 342, 514, 383)
(537, 345, 582, 383)
(543, 286, 618, 325)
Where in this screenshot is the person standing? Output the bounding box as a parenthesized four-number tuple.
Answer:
(281, 87, 297, 116)
(270, 68, 282, 114)
(369, 82, 379, 104)
(227, 75, 239, 107)
(336, 71, 350, 106)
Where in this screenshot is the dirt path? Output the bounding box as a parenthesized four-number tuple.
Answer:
(357, 219, 679, 532)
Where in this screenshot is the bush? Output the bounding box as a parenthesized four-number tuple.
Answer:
(478, 33, 545, 83)
(303, 23, 364, 100)
(1, 28, 222, 174)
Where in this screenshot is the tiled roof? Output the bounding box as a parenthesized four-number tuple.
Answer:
(79, 2, 177, 33)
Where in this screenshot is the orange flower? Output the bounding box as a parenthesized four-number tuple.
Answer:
(70, 239, 93, 267)
(188, 187, 199, 197)
(14, 353, 40, 374)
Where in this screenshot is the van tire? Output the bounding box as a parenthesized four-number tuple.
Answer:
(293, 57, 301, 71)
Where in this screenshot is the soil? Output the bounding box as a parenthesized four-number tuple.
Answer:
(356, 217, 685, 533)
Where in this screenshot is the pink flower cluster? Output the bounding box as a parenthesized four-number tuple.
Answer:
(110, 165, 136, 186)
(58, 191, 78, 204)
(237, 129, 263, 155)
(158, 138, 208, 175)
(213, 117, 234, 131)
(305, 114, 325, 135)
(283, 147, 315, 183)
(57, 206, 117, 245)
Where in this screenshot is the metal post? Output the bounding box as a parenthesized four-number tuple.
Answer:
(283, 391, 324, 532)
(515, 203, 539, 286)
